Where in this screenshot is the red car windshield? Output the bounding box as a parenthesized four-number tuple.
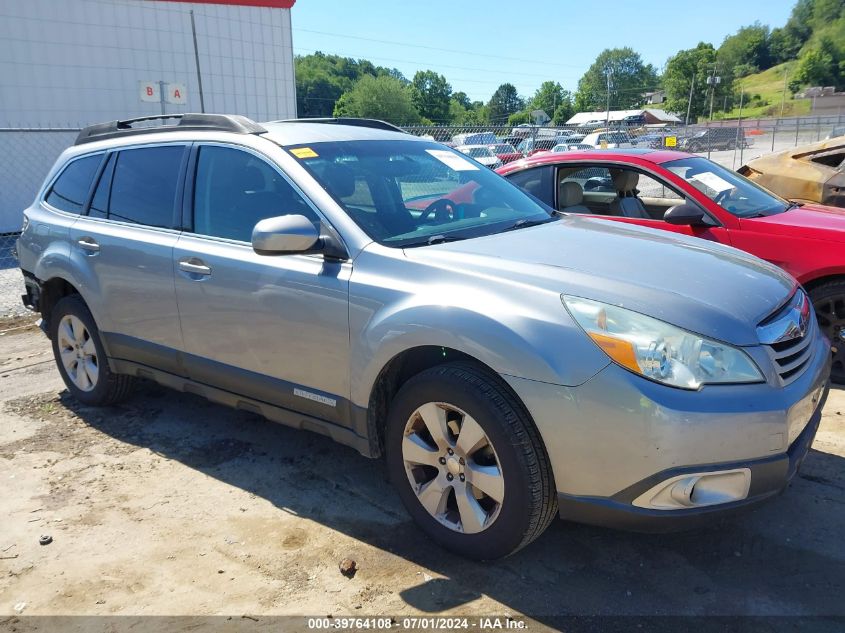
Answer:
(664, 156, 790, 218)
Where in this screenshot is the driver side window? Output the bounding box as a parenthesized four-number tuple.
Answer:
(192, 145, 320, 242)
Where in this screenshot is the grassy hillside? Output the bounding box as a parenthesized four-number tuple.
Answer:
(714, 62, 811, 119)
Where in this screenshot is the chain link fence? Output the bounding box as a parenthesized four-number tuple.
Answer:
(1, 113, 843, 316)
(403, 114, 845, 171)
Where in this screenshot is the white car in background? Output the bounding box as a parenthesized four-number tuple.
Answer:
(455, 144, 503, 168)
(582, 131, 637, 149)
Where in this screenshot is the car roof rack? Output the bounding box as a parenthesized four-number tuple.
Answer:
(74, 113, 267, 145)
(273, 117, 407, 134)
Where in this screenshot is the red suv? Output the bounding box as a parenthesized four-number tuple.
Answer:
(498, 149, 845, 382)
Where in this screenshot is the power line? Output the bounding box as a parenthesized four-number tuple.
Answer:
(293, 27, 587, 69)
(294, 46, 582, 82)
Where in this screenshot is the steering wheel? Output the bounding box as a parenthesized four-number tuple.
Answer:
(418, 198, 457, 224)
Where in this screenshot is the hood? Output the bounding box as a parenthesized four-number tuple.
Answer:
(742, 204, 845, 244)
(404, 216, 796, 346)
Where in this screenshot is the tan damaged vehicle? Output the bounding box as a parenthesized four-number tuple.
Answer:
(738, 137, 845, 208)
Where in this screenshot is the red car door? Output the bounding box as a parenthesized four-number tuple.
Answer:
(563, 163, 735, 246)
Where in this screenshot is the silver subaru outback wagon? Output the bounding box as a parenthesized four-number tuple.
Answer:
(17, 114, 831, 559)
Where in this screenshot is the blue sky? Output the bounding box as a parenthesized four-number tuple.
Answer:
(290, 0, 794, 102)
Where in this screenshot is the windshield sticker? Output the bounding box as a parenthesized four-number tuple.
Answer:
(690, 172, 733, 193)
(290, 147, 319, 159)
(425, 149, 479, 171)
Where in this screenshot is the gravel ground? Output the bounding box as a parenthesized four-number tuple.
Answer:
(0, 268, 25, 318)
(0, 323, 843, 632)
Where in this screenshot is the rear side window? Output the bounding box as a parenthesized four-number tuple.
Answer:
(108, 146, 185, 228)
(45, 154, 102, 214)
(88, 153, 115, 219)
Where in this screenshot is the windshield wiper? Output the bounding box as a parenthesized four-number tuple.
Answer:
(500, 217, 558, 233)
(398, 234, 468, 248)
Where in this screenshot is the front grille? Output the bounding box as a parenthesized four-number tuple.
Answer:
(758, 291, 815, 385)
(767, 321, 814, 383)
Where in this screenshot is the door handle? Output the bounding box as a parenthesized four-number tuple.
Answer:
(178, 258, 212, 276)
(77, 237, 100, 253)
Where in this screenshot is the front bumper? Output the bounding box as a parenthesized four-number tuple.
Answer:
(556, 380, 828, 532)
(504, 330, 831, 530)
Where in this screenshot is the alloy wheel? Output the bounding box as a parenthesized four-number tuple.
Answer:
(57, 314, 99, 392)
(401, 402, 504, 534)
(815, 295, 845, 382)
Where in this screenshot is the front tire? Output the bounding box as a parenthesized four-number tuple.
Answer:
(810, 281, 845, 384)
(50, 295, 135, 405)
(386, 362, 557, 560)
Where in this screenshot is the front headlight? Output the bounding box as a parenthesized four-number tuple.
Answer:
(562, 295, 763, 390)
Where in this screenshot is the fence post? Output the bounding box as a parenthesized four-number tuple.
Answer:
(795, 117, 800, 147)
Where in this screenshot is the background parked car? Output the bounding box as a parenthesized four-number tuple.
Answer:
(498, 148, 845, 382)
(451, 131, 498, 147)
(515, 137, 566, 156)
(680, 127, 749, 152)
(738, 137, 845, 208)
(635, 133, 673, 149)
(576, 120, 605, 134)
(489, 143, 523, 164)
(455, 144, 502, 168)
(581, 131, 637, 149)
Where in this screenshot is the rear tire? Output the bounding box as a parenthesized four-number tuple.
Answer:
(50, 295, 135, 405)
(809, 281, 845, 384)
(386, 362, 557, 560)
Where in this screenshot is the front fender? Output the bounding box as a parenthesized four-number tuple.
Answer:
(349, 279, 610, 408)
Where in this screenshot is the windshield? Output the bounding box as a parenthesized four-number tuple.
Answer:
(288, 139, 555, 247)
(664, 156, 790, 218)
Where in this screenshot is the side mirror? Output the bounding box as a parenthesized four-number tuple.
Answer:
(664, 202, 706, 226)
(252, 214, 320, 255)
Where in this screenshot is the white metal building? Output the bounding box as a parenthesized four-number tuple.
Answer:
(0, 0, 298, 232)
(566, 109, 682, 126)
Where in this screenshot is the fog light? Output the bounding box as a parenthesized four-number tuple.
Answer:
(632, 468, 751, 510)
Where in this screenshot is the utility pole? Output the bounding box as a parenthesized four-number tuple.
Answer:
(706, 64, 720, 122)
(733, 87, 744, 170)
(779, 69, 789, 118)
(685, 73, 696, 126)
(189, 10, 206, 113)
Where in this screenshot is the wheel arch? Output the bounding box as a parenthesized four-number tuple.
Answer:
(802, 272, 845, 294)
(364, 346, 528, 459)
(39, 276, 83, 337)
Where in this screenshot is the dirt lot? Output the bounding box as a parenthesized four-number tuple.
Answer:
(1, 317, 844, 631)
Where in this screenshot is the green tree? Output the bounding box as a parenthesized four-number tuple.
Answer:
(333, 75, 421, 124)
(452, 91, 471, 109)
(552, 102, 575, 126)
(506, 110, 532, 126)
(487, 83, 524, 123)
(718, 23, 772, 76)
(662, 42, 736, 122)
(410, 70, 452, 123)
(295, 52, 406, 117)
(574, 48, 659, 111)
(793, 36, 840, 87)
(529, 81, 564, 119)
